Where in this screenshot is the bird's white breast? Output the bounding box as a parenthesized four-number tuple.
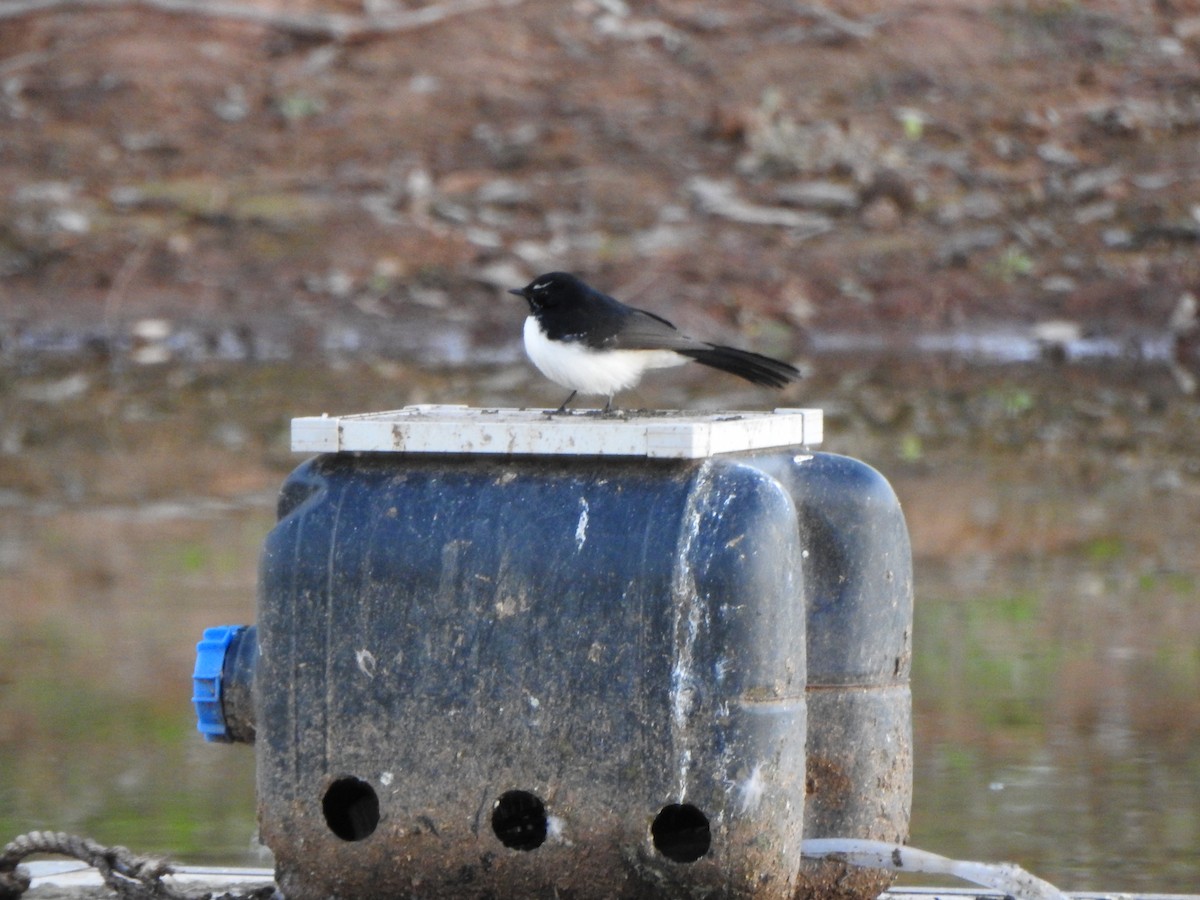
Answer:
(523, 317, 684, 397)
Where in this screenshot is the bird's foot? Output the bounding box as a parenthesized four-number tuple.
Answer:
(543, 390, 578, 417)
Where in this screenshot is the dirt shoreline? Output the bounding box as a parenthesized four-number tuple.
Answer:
(2, 1, 1198, 353)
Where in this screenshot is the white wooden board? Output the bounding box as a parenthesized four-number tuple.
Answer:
(292, 405, 822, 459)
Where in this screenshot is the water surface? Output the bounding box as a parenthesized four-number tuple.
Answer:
(1, 353, 1197, 892)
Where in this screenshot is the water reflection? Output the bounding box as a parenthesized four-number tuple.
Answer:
(0, 500, 265, 863)
(1, 356, 1197, 890)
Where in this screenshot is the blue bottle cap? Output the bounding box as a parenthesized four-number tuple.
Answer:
(192, 625, 244, 743)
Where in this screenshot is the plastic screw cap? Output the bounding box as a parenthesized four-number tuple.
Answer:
(193, 625, 245, 743)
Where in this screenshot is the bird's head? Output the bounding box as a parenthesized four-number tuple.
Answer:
(508, 272, 584, 312)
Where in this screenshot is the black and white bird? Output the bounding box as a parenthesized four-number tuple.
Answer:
(509, 272, 801, 413)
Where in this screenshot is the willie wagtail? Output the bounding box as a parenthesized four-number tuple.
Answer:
(509, 272, 801, 413)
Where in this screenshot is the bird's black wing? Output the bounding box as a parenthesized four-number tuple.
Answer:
(600, 307, 708, 352)
(533, 290, 635, 347)
(613, 306, 801, 388)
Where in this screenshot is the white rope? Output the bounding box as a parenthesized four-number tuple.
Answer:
(802, 838, 1070, 900)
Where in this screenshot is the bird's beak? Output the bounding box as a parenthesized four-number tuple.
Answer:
(509, 286, 537, 311)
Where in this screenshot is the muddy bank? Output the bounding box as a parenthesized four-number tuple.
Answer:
(2, 0, 1200, 353)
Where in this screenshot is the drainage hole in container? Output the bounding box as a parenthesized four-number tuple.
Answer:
(322, 776, 380, 841)
(491, 789, 548, 850)
(651, 803, 711, 862)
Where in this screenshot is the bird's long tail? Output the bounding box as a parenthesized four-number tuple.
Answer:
(678, 345, 801, 388)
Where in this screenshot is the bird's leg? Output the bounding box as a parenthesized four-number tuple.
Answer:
(601, 396, 620, 417)
(552, 390, 577, 415)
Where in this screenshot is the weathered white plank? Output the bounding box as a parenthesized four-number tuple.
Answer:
(291, 406, 822, 459)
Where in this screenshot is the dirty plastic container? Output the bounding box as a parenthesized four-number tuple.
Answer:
(759, 453, 913, 898)
(194, 407, 911, 900)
